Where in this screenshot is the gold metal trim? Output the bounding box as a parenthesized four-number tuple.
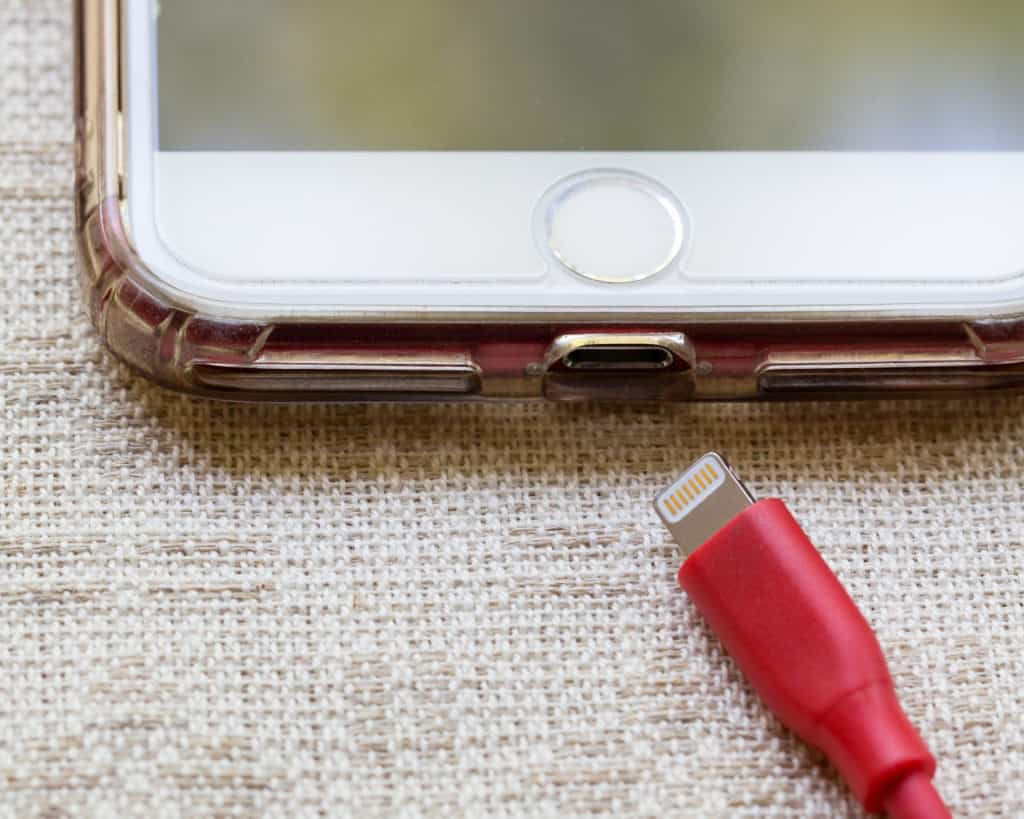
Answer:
(543, 333, 694, 371)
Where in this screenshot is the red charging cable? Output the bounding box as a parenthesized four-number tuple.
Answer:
(655, 454, 951, 819)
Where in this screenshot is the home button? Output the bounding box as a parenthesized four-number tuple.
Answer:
(535, 169, 687, 284)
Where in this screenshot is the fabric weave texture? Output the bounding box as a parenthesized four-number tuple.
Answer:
(2, 3, 1024, 817)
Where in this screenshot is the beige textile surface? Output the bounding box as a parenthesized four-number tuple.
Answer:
(3, 3, 1024, 817)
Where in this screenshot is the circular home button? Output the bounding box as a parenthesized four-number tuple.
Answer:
(535, 169, 688, 284)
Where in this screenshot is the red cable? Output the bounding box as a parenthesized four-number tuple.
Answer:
(678, 499, 951, 819)
(882, 771, 951, 819)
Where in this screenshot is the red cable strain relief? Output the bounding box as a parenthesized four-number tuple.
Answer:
(678, 498, 936, 813)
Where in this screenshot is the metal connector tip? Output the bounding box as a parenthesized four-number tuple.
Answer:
(654, 452, 755, 557)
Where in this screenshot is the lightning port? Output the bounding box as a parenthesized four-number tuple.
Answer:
(563, 344, 675, 371)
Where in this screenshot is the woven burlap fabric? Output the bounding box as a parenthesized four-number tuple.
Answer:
(3, 4, 1024, 817)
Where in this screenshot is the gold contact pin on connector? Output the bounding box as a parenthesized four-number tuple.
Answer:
(654, 452, 756, 557)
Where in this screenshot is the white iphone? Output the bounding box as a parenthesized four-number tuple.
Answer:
(75, 0, 1024, 400)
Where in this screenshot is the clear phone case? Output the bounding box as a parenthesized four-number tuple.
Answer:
(75, 0, 1024, 402)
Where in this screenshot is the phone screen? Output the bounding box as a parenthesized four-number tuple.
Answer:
(157, 0, 1024, 152)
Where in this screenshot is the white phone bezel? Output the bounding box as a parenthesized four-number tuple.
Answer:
(125, 0, 1024, 317)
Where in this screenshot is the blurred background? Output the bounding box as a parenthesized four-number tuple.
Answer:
(158, 0, 1024, 151)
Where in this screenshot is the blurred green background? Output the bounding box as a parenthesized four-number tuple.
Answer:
(157, 0, 1024, 151)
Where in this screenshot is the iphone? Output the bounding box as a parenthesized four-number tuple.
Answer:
(75, 0, 1024, 400)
